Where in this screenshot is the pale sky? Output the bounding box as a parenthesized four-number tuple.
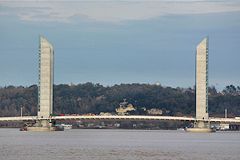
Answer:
(0, 0, 240, 89)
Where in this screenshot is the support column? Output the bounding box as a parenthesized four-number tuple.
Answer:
(186, 37, 214, 132)
(38, 36, 54, 119)
(24, 36, 59, 131)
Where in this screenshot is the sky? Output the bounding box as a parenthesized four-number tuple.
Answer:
(0, 0, 240, 89)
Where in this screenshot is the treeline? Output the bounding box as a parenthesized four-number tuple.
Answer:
(0, 83, 240, 117)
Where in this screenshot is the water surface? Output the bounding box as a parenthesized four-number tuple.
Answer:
(0, 129, 239, 160)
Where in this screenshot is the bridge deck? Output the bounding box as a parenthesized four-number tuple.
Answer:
(0, 115, 240, 123)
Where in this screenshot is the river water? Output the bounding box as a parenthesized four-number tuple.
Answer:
(0, 129, 239, 160)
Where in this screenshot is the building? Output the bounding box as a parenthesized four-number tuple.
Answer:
(116, 99, 136, 115)
(147, 108, 163, 115)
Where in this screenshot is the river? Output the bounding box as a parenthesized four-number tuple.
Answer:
(0, 129, 239, 160)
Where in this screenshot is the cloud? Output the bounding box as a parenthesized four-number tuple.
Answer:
(1, 0, 240, 23)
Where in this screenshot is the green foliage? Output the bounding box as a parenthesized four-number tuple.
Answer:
(0, 83, 239, 117)
(0, 85, 38, 116)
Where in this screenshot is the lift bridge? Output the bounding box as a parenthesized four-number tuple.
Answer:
(0, 115, 240, 124)
(0, 36, 240, 131)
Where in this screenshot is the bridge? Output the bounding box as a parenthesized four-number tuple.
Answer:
(1, 36, 239, 131)
(1, 115, 240, 124)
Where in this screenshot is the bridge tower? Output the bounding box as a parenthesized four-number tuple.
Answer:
(38, 36, 54, 119)
(26, 36, 56, 131)
(187, 37, 214, 132)
(195, 37, 209, 128)
(186, 37, 214, 132)
(37, 36, 54, 126)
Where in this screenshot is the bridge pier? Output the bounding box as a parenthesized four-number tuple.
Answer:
(185, 120, 215, 133)
(25, 119, 62, 131)
(194, 120, 209, 128)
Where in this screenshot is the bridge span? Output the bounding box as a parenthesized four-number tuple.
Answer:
(1, 115, 240, 124)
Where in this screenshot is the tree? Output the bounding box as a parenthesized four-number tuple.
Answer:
(223, 85, 237, 95)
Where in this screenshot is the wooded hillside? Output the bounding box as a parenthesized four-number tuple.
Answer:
(0, 83, 239, 117)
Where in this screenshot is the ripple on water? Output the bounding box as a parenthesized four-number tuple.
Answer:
(0, 129, 240, 160)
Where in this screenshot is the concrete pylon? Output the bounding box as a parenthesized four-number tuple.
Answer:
(195, 37, 209, 128)
(25, 36, 58, 131)
(186, 37, 214, 132)
(38, 36, 54, 120)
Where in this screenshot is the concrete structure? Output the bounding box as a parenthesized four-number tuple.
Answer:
(188, 37, 211, 131)
(26, 36, 55, 131)
(1, 115, 240, 124)
(38, 36, 54, 119)
(2, 36, 240, 132)
(196, 37, 209, 121)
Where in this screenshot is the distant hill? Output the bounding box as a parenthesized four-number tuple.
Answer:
(0, 83, 240, 117)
